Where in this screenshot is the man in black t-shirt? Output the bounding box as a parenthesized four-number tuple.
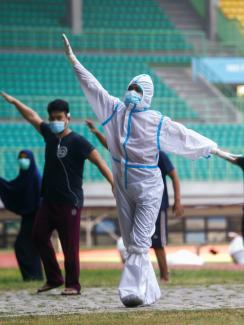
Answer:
(1, 93, 114, 295)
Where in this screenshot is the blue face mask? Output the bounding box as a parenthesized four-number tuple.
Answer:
(124, 90, 142, 107)
(18, 158, 31, 170)
(49, 121, 65, 134)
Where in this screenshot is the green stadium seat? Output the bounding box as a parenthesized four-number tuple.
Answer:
(0, 53, 197, 121)
(0, 0, 191, 51)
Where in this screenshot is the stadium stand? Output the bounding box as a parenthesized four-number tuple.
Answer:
(219, 0, 244, 24)
(0, 53, 198, 120)
(0, 0, 191, 51)
(0, 0, 67, 27)
(1, 0, 244, 248)
(83, 0, 175, 30)
(0, 0, 243, 184)
(216, 0, 244, 54)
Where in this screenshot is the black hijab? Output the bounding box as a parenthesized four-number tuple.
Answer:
(0, 149, 42, 215)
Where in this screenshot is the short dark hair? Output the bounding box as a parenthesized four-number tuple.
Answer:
(47, 99, 70, 115)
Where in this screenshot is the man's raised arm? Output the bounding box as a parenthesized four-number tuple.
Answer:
(1, 92, 43, 132)
(85, 120, 108, 149)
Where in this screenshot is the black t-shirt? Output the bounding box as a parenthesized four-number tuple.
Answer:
(40, 122, 94, 207)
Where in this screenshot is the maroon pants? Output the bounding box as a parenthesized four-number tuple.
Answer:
(33, 200, 81, 292)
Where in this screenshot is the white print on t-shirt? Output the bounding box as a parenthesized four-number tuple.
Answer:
(71, 208, 77, 216)
(57, 146, 68, 158)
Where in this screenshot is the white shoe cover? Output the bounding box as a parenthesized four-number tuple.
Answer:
(118, 252, 161, 306)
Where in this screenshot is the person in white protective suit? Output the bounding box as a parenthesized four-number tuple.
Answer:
(62, 34, 239, 308)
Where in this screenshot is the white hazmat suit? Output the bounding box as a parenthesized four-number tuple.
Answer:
(62, 34, 236, 307)
(73, 65, 216, 305)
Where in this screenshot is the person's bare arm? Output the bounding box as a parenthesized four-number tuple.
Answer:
(168, 169, 184, 217)
(1, 92, 43, 132)
(85, 120, 108, 149)
(88, 149, 114, 192)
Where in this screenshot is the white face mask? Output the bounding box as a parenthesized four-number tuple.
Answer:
(124, 90, 142, 107)
(18, 158, 31, 170)
(49, 121, 66, 134)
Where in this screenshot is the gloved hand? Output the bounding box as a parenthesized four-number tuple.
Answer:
(62, 33, 78, 65)
(211, 147, 242, 162)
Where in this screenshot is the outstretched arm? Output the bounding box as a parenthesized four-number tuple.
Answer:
(168, 169, 184, 217)
(62, 34, 119, 124)
(85, 120, 108, 149)
(160, 117, 217, 159)
(88, 149, 114, 193)
(1, 92, 42, 132)
(161, 117, 240, 163)
(211, 148, 243, 166)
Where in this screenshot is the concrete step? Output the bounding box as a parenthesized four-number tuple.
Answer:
(155, 67, 239, 123)
(156, 0, 237, 56)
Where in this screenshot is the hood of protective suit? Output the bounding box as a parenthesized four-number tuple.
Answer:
(127, 74, 154, 109)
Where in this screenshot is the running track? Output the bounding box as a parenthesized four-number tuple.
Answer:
(1, 246, 244, 270)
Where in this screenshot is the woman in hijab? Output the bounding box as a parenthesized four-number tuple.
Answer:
(0, 149, 43, 281)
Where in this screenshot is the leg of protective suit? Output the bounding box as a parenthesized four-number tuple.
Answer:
(114, 177, 135, 248)
(119, 202, 161, 306)
(114, 172, 163, 307)
(117, 199, 161, 307)
(119, 249, 161, 306)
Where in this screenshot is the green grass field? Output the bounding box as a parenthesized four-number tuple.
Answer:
(0, 268, 244, 325)
(0, 268, 244, 291)
(1, 309, 244, 325)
